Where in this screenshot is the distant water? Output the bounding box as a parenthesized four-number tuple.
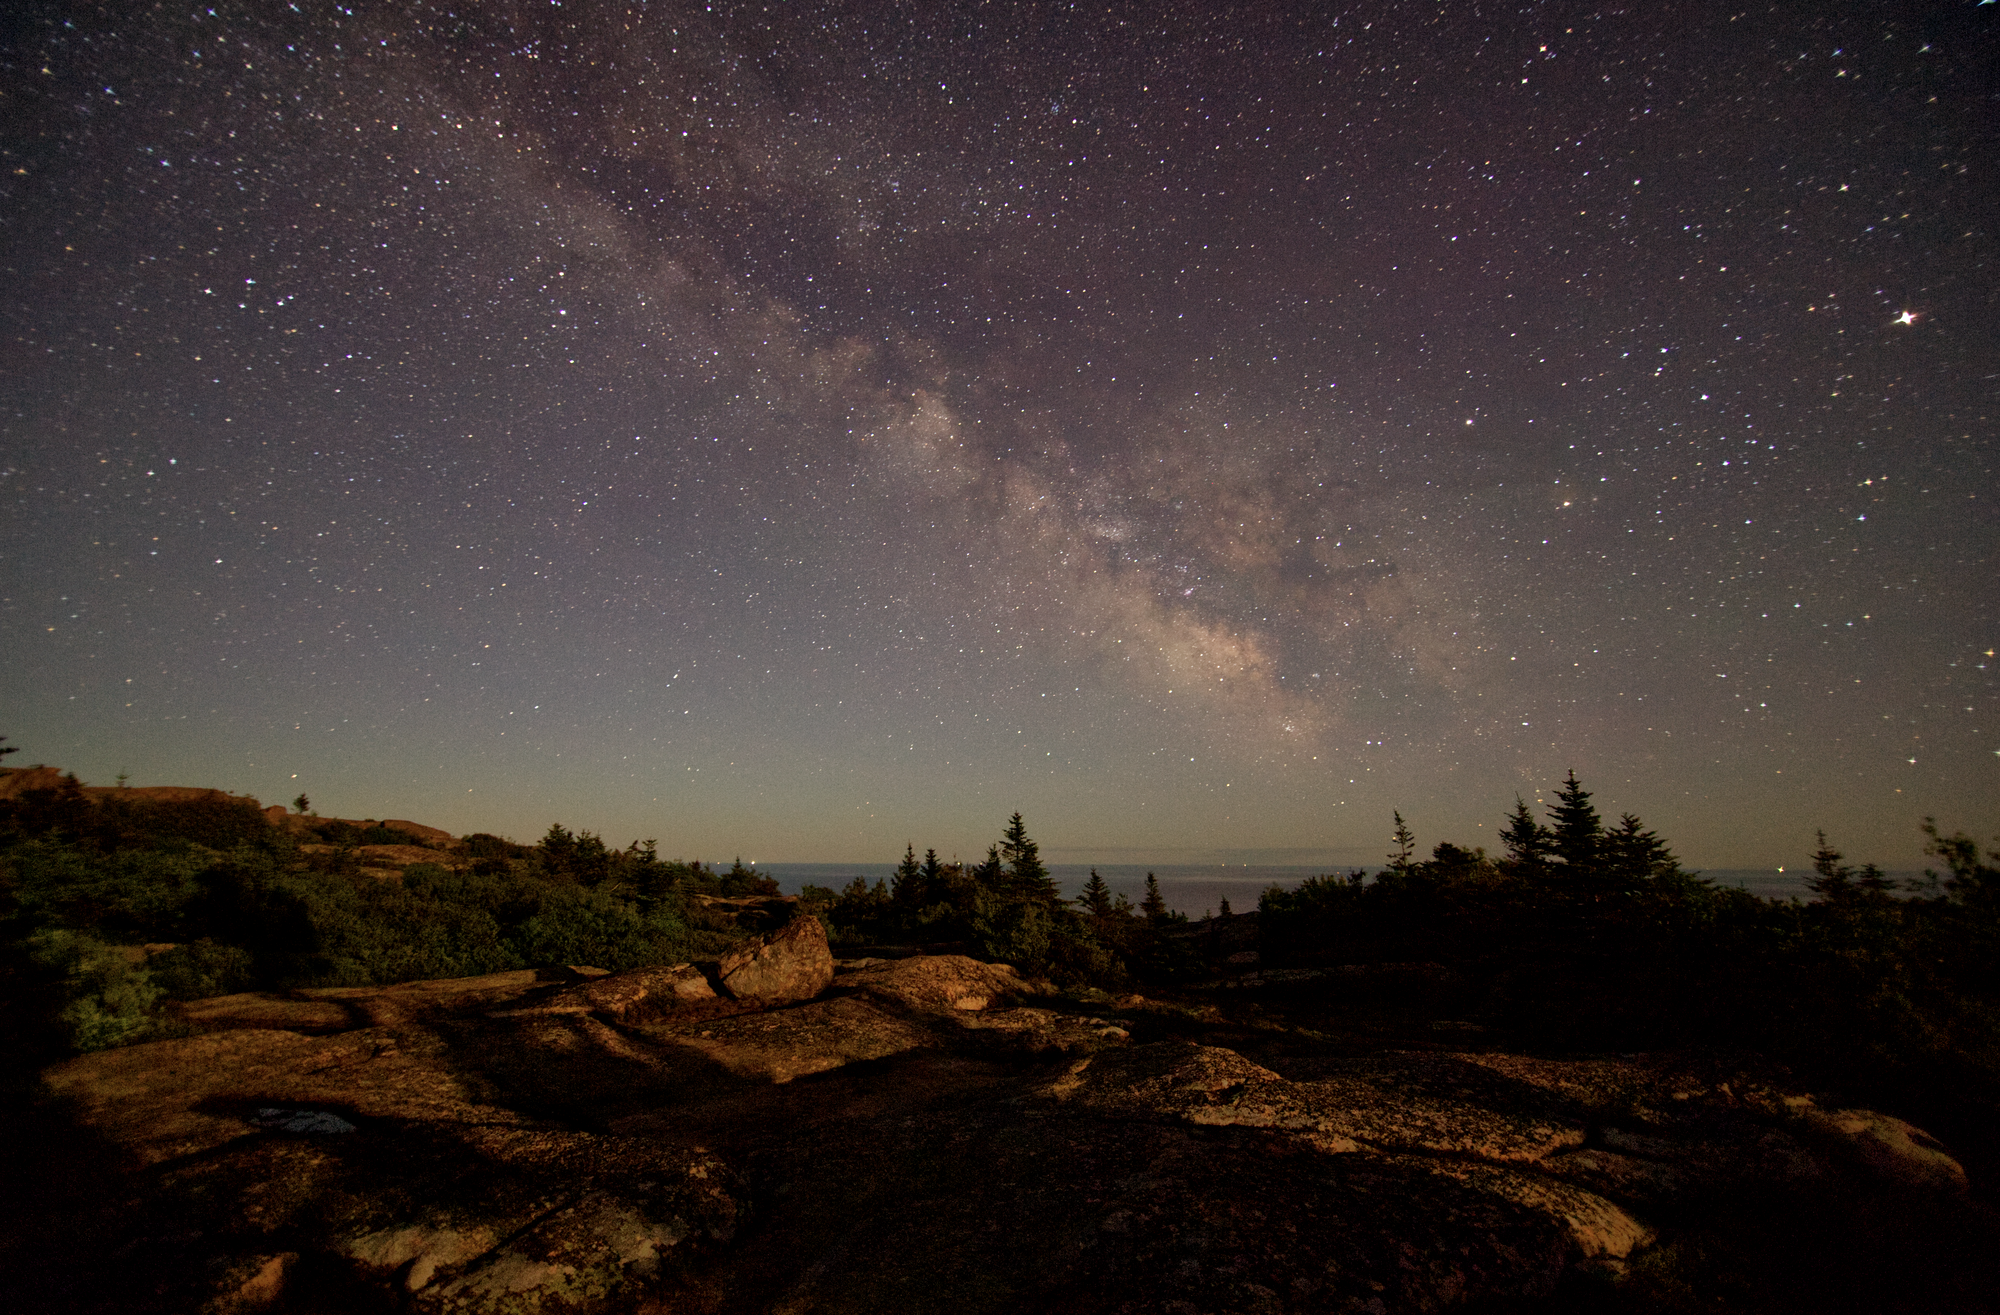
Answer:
(756, 862, 1888, 916)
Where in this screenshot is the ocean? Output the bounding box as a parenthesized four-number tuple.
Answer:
(751, 862, 1896, 917)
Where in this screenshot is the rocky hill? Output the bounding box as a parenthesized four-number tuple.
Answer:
(10, 913, 1996, 1315)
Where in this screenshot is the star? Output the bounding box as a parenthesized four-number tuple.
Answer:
(1895, 311, 1919, 326)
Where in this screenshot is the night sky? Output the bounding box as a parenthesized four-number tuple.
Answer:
(3, 1, 1993, 870)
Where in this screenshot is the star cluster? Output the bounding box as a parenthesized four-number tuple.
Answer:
(2, 1, 1992, 867)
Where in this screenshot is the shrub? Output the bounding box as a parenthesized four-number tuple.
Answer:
(148, 938, 256, 999)
(25, 929, 162, 1052)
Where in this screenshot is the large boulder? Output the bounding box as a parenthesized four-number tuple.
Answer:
(716, 916, 834, 1003)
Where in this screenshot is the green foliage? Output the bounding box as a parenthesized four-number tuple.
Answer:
(0, 785, 734, 1056)
(24, 930, 162, 1051)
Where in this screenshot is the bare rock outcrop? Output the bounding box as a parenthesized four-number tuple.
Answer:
(23, 954, 1989, 1315)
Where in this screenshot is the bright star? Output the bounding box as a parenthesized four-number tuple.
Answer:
(1895, 310, 1918, 326)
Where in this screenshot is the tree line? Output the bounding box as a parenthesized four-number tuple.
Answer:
(800, 811, 1193, 986)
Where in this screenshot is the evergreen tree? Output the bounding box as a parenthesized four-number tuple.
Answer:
(1079, 868, 1113, 916)
(972, 844, 1005, 892)
(1387, 811, 1416, 873)
(1547, 771, 1602, 872)
(1602, 813, 1679, 884)
(921, 847, 943, 887)
(1500, 796, 1553, 874)
(1141, 871, 1168, 922)
(999, 812, 1058, 903)
(1809, 829, 1854, 900)
(892, 843, 923, 906)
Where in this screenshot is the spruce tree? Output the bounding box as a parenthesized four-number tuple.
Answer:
(1809, 830, 1855, 900)
(1500, 796, 1552, 874)
(973, 844, 1005, 891)
(1141, 871, 1168, 921)
(1079, 868, 1113, 916)
(892, 843, 923, 907)
(999, 812, 1057, 903)
(1547, 771, 1602, 872)
(1602, 813, 1678, 884)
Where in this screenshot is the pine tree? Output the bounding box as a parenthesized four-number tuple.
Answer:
(1547, 771, 1602, 872)
(1079, 868, 1113, 916)
(1387, 811, 1416, 873)
(999, 812, 1057, 903)
(1141, 871, 1168, 921)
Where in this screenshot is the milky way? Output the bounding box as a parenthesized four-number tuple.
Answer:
(2, 1, 1993, 868)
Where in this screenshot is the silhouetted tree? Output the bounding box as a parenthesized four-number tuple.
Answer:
(1922, 817, 2000, 908)
(1548, 771, 1602, 873)
(1500, 796, 1553, 877)
(1387, 811, 1416, 873)
(1602, 813, 1679, 885)
(1141, 871, 1168, 922)
(1809, 829, 1854, 900)
(972, 844, 1004, 893)
(892, 843, 923, 907)
(1000, 812, 1058, 903)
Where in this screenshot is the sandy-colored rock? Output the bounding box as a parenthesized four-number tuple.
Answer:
(200, 1251, 297, 1313)
(177, 992, 357, 1034)
(357, 843, 459, 868)
(839, 954, 1029, 1014)
(1805, 1107, 1970, 1193)
(505, 963, 718, 1021)
(1053, 1042, 1588, 1163)
(382, 818, 454, 847)
(300, 969, 551, 1027)
(658, 995, 939, 1084)
(717, 915, 834, 1003)
(29, 953, 1993, 1314)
